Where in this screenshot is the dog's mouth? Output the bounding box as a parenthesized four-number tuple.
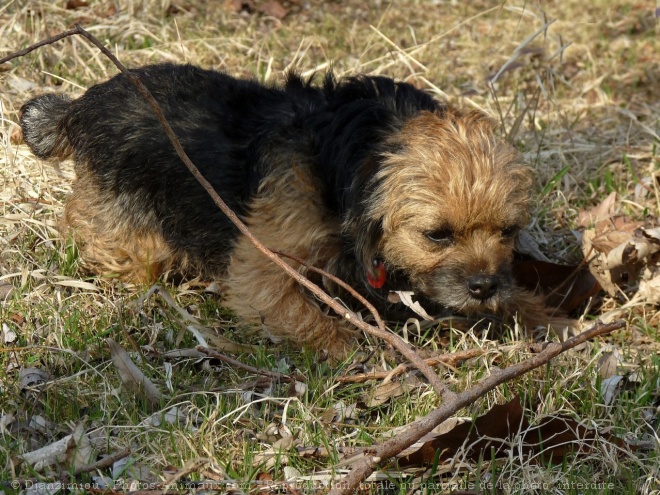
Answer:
(414, 269, 516, 315)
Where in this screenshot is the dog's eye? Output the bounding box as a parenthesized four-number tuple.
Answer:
(426, 228, 454, 244)
(501, 225, 520, 239)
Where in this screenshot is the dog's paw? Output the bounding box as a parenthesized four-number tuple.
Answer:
(318, 324, 360, 362)
(546, 317, 583, 341)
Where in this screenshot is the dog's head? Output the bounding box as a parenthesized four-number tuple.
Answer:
(356, 109, 532, 315)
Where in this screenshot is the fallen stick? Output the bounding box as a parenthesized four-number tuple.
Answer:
(196, 345, 301, 384)
(327, 319, 626, 495)
(335, 348, 484, 384)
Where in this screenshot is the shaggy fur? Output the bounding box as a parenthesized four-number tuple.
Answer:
(21, 63, 565, 357)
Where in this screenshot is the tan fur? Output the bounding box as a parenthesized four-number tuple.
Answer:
(63, 171, 177, 282)
(222, 155, 358, 356)
(356, 109, 566, 330)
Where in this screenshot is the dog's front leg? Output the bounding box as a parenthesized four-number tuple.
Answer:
(223, 244, 358, 358)
(222, 165, 358, 358)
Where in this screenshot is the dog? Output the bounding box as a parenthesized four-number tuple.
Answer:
(20, 63, 564, 357)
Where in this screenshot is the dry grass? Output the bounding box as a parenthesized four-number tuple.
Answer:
(1, 1, 659, 493)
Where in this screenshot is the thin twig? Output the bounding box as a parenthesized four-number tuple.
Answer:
(71, 447, 131, 476)
(0, 28, 81, 65)
(271, 249, 386, 331)
(196, 345, 301, 383)
(335, 348, 483, 384)
(327, 318, 626, 495)
(268, 254, 452, 396)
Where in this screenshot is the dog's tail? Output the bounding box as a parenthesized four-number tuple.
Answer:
(20, 94, 73, 160)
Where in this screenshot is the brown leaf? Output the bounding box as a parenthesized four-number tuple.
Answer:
(582, 219, 660, 297)
(364, 375, 421, 407)
(9, 312, 25, 326)
(66, 0, 89, 9)
(10, 126, 23, 145)
(258, 0, 289, 19)
(397, 396, 631, 467)
(397, 397, 525, 466)
(0, 281, 16, 300)
(257, 471, 273, 482)
(67, 423, 95, 471)
(107, 338, 163, 411)
(589, 217, 641, 255)
(512, 259, 601, 312)
(598, 350, 621, 380)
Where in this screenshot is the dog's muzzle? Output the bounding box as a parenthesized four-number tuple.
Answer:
(467, 274, 499, 300)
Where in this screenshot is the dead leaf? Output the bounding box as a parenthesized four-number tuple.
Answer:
(9, 312, 25, 326)
(107, 339, 163, 410)
(68, 423, 95, 471)
(53, 277, 99, 291)
(19, 367, 50, 389)
(582, 217, 660, 298)
(2, 323, 16, 344)
(642, 226, 660, 242)
(515, 229, 551, 262)
(144, 406, 197, 429)
(283, 465, 301, 481)
(10, 126, 23, 145)
(577, 191, 617, 228)
(66, 0, 89, 8)
(259, 0, 288, 18)
(634, 175, 660, 202)
(18, 423, 94, 472)
(512, 259, 601, 312)
(598, 349, 621, 379)
(397, 396, 631, 467)
(0, 412, 15, 434)
(162, 348, 206, 359)
(253, 432, 299, 469)
(364, 375, 421, 407)
(638, 276, 660, 304)
(600, 375, 625, 406)
(0, 282, 14, 299)
(388, 291, 433, 320)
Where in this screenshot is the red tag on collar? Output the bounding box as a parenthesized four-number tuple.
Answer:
(366, 260, 386, 289)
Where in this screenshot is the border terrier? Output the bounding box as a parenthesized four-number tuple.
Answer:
(21, 63, 563, 357)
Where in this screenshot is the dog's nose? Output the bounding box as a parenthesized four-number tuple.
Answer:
(467, 274, 499, 300)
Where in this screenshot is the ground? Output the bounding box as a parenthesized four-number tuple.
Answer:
(0, 1, 659, 494)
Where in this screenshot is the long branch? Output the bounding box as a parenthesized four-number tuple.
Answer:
(328, 318, 626, 494)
